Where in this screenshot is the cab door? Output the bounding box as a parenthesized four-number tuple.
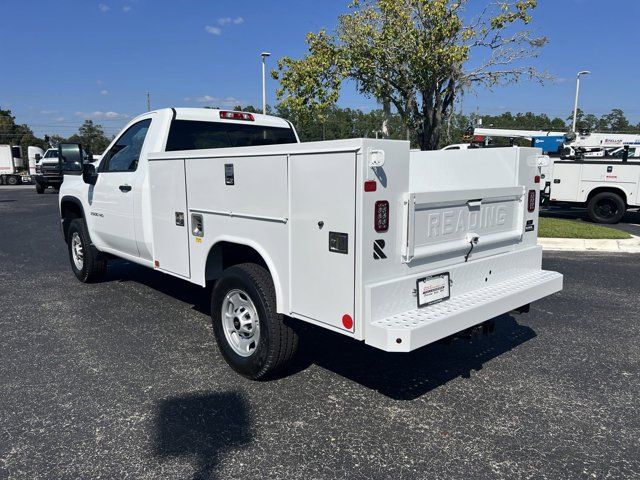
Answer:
(89, 119, 152, 257)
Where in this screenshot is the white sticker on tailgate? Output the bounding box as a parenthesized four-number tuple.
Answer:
(417, 273, 450, 308)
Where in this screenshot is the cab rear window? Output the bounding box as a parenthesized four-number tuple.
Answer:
(166, 120, 297, 151)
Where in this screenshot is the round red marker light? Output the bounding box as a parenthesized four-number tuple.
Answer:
(342, 314, 353, 330)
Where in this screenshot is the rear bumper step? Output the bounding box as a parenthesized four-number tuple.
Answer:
(366, 269, 562, 352)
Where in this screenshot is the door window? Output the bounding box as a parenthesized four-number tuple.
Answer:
(101, 119, 152, 172)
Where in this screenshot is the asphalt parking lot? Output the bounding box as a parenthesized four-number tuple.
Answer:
(1, 185, 639, 479)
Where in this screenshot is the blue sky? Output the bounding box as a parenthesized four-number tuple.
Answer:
(1, 0, 639, 138)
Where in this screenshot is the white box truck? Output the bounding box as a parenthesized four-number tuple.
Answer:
(58, 108, 562, 379)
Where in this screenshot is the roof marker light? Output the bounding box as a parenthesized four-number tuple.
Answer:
(220, 111, 255, 121)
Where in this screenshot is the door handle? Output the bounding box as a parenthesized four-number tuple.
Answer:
(119, 184, 132, 192)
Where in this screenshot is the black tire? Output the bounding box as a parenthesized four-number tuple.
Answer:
(6, 176, 18, 186)
(67, 218, 107, 282)
(211, 263, 298, 380)
(35, 182, 45, 194)
(587, 192, 626, 224)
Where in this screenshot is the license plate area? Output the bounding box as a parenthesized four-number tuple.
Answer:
(417, 273, 450, 308)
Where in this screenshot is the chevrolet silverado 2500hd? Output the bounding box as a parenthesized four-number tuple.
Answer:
(58, 108, 562, 379)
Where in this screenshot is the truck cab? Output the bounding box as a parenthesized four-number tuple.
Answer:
(34, 148, 64, 193)
(60, 108, 299, 262)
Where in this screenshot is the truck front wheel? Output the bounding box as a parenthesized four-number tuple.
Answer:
(211, 263, 298, 380)
(587, 192, 626, 224)
(35, 182, 45, 194)
(67, 218, 107, 282)
(6, 176, 18, 186)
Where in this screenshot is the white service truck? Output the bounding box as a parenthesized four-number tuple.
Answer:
(58, 108, 562, 379)
(544, 156, 640, 223)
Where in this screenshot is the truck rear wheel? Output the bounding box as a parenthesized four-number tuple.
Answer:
(6, 176, 18, 186)
(67, 218, 107, 283)
(211, 263, 298, 380)
(587, 192, 626, 224)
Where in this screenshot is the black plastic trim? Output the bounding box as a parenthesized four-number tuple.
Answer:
(554, 160, 640, 166)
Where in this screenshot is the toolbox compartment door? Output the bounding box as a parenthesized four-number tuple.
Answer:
(289, 152, 357, 330)
(149, 159, 191, 278)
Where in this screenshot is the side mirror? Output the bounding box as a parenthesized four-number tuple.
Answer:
(82, 163, 98, 185)
(58, 143, 84, 174)
(35, 154, 42, 161)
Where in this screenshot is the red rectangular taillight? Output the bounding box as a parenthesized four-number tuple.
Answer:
(220, 111, 255, 121)
(364, 180, 377, 192)
(534, 175, 541, 184)
(528, 190, 536, 212)
(374, 200, 389, 232)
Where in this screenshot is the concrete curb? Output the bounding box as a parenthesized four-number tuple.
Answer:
(539, 235, 640, 253)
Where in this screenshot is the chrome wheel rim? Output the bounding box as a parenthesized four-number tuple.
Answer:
(221, 289, 260, 357)
(71, 232, 84, 270)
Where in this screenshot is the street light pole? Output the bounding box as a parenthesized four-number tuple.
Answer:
(261, 52, 271, 115)
(572, 70, 591, 132)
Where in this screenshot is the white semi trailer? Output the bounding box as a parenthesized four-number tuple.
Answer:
(0, 145, 27, 185)
(57, 108, 562, 379)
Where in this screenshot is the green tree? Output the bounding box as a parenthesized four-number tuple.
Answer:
(68, 120, 111, 154)
(567, 107, 584, 129)
(273, 0, 547, 150)
(0, 109, 48, 158)
(581, 113, 599, 131)
(600, 109, 630, 132)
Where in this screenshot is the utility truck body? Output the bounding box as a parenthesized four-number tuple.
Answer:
(58, 108, 562, 379)
(545, 157, 640, 223)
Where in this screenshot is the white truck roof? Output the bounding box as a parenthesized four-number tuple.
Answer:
(163, 107, 292, 130)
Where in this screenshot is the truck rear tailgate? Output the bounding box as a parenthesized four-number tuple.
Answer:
(401, 186, 524, 262)
(362, 147, 562, 351)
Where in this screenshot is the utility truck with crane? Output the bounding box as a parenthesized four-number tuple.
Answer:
(474, 127, 640, 223)
(57, 107, 562, 379)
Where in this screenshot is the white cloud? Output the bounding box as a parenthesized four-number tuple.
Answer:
(100, 89, 109, 96)
(55, 117, 65, 122)
(40, 109, 58, 115)
(76, 111, 130, 121)
(195, 95, 244, 107)
(218, 16, 244, 25)
(205, 25, 221, 35)
(123, 5, 131, 12)
(206, 17, 243, 36)
(98, 3, 110, 12)
(96, 80, 104, 85)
